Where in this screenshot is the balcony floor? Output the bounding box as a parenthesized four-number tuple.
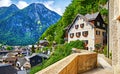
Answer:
(83, 54, 113, 74)
(83, 67, 113, 74)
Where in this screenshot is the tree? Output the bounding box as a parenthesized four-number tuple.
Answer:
(6, 46, 13, 50)
(95, 44, 102, 53)
(31, 45, 35, 53)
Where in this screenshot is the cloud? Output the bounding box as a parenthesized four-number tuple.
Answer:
(0, 0, 63, 15)
(42, 1, 62, 15)
(0, 0, 12, 7)
(54, 8, 62, 15)
(17, 1, 29, 9)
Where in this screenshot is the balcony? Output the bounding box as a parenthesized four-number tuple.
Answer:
(36, 52, 98, 74)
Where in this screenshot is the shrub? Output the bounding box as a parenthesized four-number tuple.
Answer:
(94, 44, 102, 53)
(31, 45, 35, 53)
(109, 52, 112, 59)
(103, 45, 107, 56)
(6, 46, 13, 50)
(30, 40, 84, 74)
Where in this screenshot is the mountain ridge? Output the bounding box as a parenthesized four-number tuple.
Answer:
(0, 3, 61, 46)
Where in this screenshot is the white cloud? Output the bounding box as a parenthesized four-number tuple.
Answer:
(17, 1, 29, 9)
(54, 8, 62, 15)
(0, 0, 63, 15)
(0, 0, 12, 7)
(42, 1, 62, 15)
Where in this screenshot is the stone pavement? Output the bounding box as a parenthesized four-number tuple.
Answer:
(83, 54, 113, 74)
(83, 68, 113, 74)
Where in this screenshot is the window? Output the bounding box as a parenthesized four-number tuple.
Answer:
(103, 24, 105, 27)
(97, 22, 100, 26)
(84, 40, 88, 45)
(80, 23, 84, 28)
(84, 40, 88, 50)
(82, 31, 88, 37)
(70, 33, 74, 38)
(76, 32, 81, 38)
(96, 30, 100, 35)
(102, 32, 106, 36)
(32, 60, 35, 62)
(75, 25, 79, 29)
(38, 60, 41, 62)
(77, 17, 79, 20)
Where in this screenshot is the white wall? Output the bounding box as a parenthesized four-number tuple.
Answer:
(68, 17, 95, 51)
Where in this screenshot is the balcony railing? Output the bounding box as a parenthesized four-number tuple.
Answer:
(36, 52, 97, 74)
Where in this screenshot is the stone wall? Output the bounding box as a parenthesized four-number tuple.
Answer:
(95, 28, 106, 45)
(59, 57, 77, 74)
(77, 53, 97, 73)
(109, 0, 118, 66)
(36, 52, 97, 74)
(109, 0, 120, 74)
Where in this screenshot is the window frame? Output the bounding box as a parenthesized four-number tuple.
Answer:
(75, 25, 79, 29)
(76, 32, 81, 38)
(82, 31, 88, 37)
(97, 22, 100, 26)
(80, 23, 84, 28)
(96, 30, 100, 35)
(70, 33, 74, 38)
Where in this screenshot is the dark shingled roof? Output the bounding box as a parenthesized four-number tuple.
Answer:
(85, 12, 99, 21)
(30, 53, 49, 59)
(0, 64, 17, 74)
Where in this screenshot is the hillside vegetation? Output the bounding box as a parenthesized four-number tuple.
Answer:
(40, 0, 108, 44)
(30, 40, 84, 74)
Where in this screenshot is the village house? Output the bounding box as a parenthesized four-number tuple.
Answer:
(16, 57, 31, 70)
(3, 53, 18, 66)
(65, 12, 107, 51)
(39, 39, 49, 47)
(29, 53, 49, 67)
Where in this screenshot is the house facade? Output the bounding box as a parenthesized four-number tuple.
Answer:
(66, 12, 107, 51)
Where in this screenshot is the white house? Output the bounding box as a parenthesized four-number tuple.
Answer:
(65, 12, 107, 51)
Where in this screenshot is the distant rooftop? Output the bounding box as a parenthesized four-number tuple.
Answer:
(0, 64, 10, 67)
(0, 64, 17, 74)
(39, 40, 48, 44)
(30, 53, 49, 59)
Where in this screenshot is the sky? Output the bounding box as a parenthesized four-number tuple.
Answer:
(0, 0, 72, 15)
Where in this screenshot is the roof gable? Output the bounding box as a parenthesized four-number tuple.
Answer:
(67, 14, 95, 32)
(67, 14, 88, 32)
(66, 12, 106, 32)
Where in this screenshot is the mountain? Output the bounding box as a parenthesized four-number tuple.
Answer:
(0, 4, 19, 21)
(0, 3, 61, 46)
